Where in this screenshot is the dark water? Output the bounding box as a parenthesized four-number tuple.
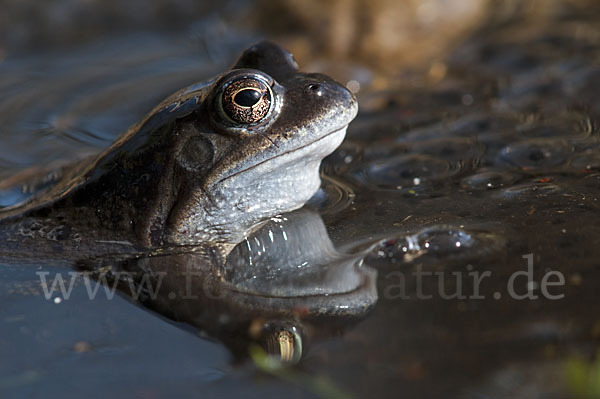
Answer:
(2, 3, 600, 399)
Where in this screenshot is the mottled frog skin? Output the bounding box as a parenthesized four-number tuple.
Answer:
(0, 41, 358, 255)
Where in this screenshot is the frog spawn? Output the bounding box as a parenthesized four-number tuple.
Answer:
(321, 108, 597, 266)
(338, 107, 598, 198)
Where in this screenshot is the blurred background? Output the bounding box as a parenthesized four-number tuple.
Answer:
(2, 0, 598, 73)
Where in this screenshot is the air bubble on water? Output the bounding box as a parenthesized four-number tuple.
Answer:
(500, 181, 561, 199)
(462, 171, 518, 190)
(373, 226, 504, 262)
(355, 154, 454, 190)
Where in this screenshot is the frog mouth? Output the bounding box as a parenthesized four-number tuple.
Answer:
(218, 127, 348, 184)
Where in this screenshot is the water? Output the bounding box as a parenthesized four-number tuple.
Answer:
(2, 2, 600, 398)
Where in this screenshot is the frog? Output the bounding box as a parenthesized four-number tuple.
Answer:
(0, 43, 374, 362)
(0, 41, 358, 258)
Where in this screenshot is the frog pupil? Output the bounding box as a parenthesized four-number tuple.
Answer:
(234, 89, 262, 107)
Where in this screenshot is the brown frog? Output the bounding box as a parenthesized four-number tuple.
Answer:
(0, 41, 358, 257)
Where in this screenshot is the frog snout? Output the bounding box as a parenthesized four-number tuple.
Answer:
(303, 74, 357, 109)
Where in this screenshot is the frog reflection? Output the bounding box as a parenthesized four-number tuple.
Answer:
(81, 208, 377, 362)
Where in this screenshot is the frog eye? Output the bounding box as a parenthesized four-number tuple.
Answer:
(221, 77, 272, 124)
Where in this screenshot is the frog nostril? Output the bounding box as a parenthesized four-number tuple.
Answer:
(305, 83, 323, 96)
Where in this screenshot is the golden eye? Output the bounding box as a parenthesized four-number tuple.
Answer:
(221, 77, 272, 124)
